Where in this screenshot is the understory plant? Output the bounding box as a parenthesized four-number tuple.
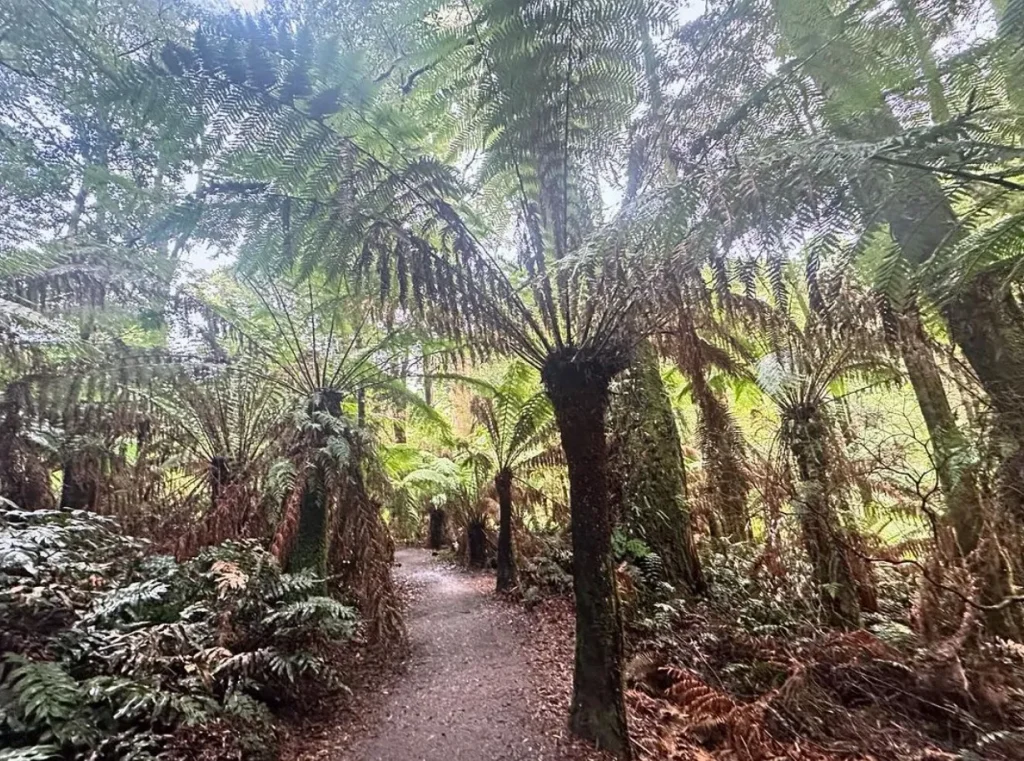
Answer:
(0, 506, 356, 760)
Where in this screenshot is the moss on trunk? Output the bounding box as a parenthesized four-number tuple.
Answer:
(542, 352, 631, 758)
(785, 403, 861, 629)
(495, 468, 517, 591)
(692, 373, 751, 542)
(609, 341, 705, 593)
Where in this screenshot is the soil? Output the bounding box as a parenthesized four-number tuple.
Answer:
(281, 548, 605, 761)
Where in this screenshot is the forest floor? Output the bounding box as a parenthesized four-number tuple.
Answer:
(280, 548, 605, 761)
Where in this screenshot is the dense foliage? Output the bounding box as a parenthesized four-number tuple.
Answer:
(4, 0, 1024, 757)
(0, 507, 355, 760)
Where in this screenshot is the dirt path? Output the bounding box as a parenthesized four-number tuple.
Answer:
(318, 548, 568, 761)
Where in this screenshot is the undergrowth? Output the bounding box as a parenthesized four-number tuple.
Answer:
(519, 532, 1024, 760)
(0, 505, 357, 760)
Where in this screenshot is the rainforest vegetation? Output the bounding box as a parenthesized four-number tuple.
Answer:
(3, 0, 1024, 758)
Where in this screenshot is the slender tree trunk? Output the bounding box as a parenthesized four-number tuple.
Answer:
(495, 467, 517, 591)
(898, 317, 983, 547)
(786, 404, 861, 629)
(543, 357, 631, 758)
(609, 341, 705, 593)
(422, 350, 433, 407)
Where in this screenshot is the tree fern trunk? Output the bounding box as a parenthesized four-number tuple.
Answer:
(60, 457, 96, 510)
(786, 404, 861, 629)
(428, 507, 446, 549)
(692, 374, 751, 542)
(543, 357, 631, 759)
(289, 473, 329, 576)
(467, 519, 486, 568)
(0, 385, 52, 511)
(610, 341, 705, 593)
(289, 390, 342, 576)
(495, 468, 517, 592)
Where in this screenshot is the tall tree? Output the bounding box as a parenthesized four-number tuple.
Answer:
(609, 341, 705, 592)
(148, 8, 677, 749)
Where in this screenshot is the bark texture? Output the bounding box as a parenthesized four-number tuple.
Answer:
(60, 457, 97, 510)
(542, 354, 631, 758)
(290, 475, 329, 575)
(897, 318, 987, 547)
(609, 341, 705, 593)
(495, 468, 517, 591)
(785, 403, 862, 629)
(692, 372, 751, 541)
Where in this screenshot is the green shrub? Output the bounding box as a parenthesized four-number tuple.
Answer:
(0, 507, 357, 759)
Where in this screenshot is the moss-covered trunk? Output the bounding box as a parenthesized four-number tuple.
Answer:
(542, 355, 631, 758)
(786, 403, 861, 629)
(329, 432, 405, 648)
(495, 467, 517, 592)
(692, 373, 751, 541)
(288, 390, 342, 576)
(609, 341, 705, 593)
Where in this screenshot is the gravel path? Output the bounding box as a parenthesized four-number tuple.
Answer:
(336, 548, 564, 761)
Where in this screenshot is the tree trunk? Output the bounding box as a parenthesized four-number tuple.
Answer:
(0, 384, 52, 511)
(60, 457, 96, 510)
(209, 455, 231, 514)
(899, 316, 983, 552)
(786, 404, 862, 629)
(467, 519, 487, 568)
(495, 468, 517, 592)
(330, 433, 406, 648)
(692, 373, 751, 541)
(542, 355, 631, 758)
(289, 390, 342, 575)
(428, 507, 446, 550)
(609, 341, 705, 593)
(422, 350, 433, 407)
(289, 475, 329, 575)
